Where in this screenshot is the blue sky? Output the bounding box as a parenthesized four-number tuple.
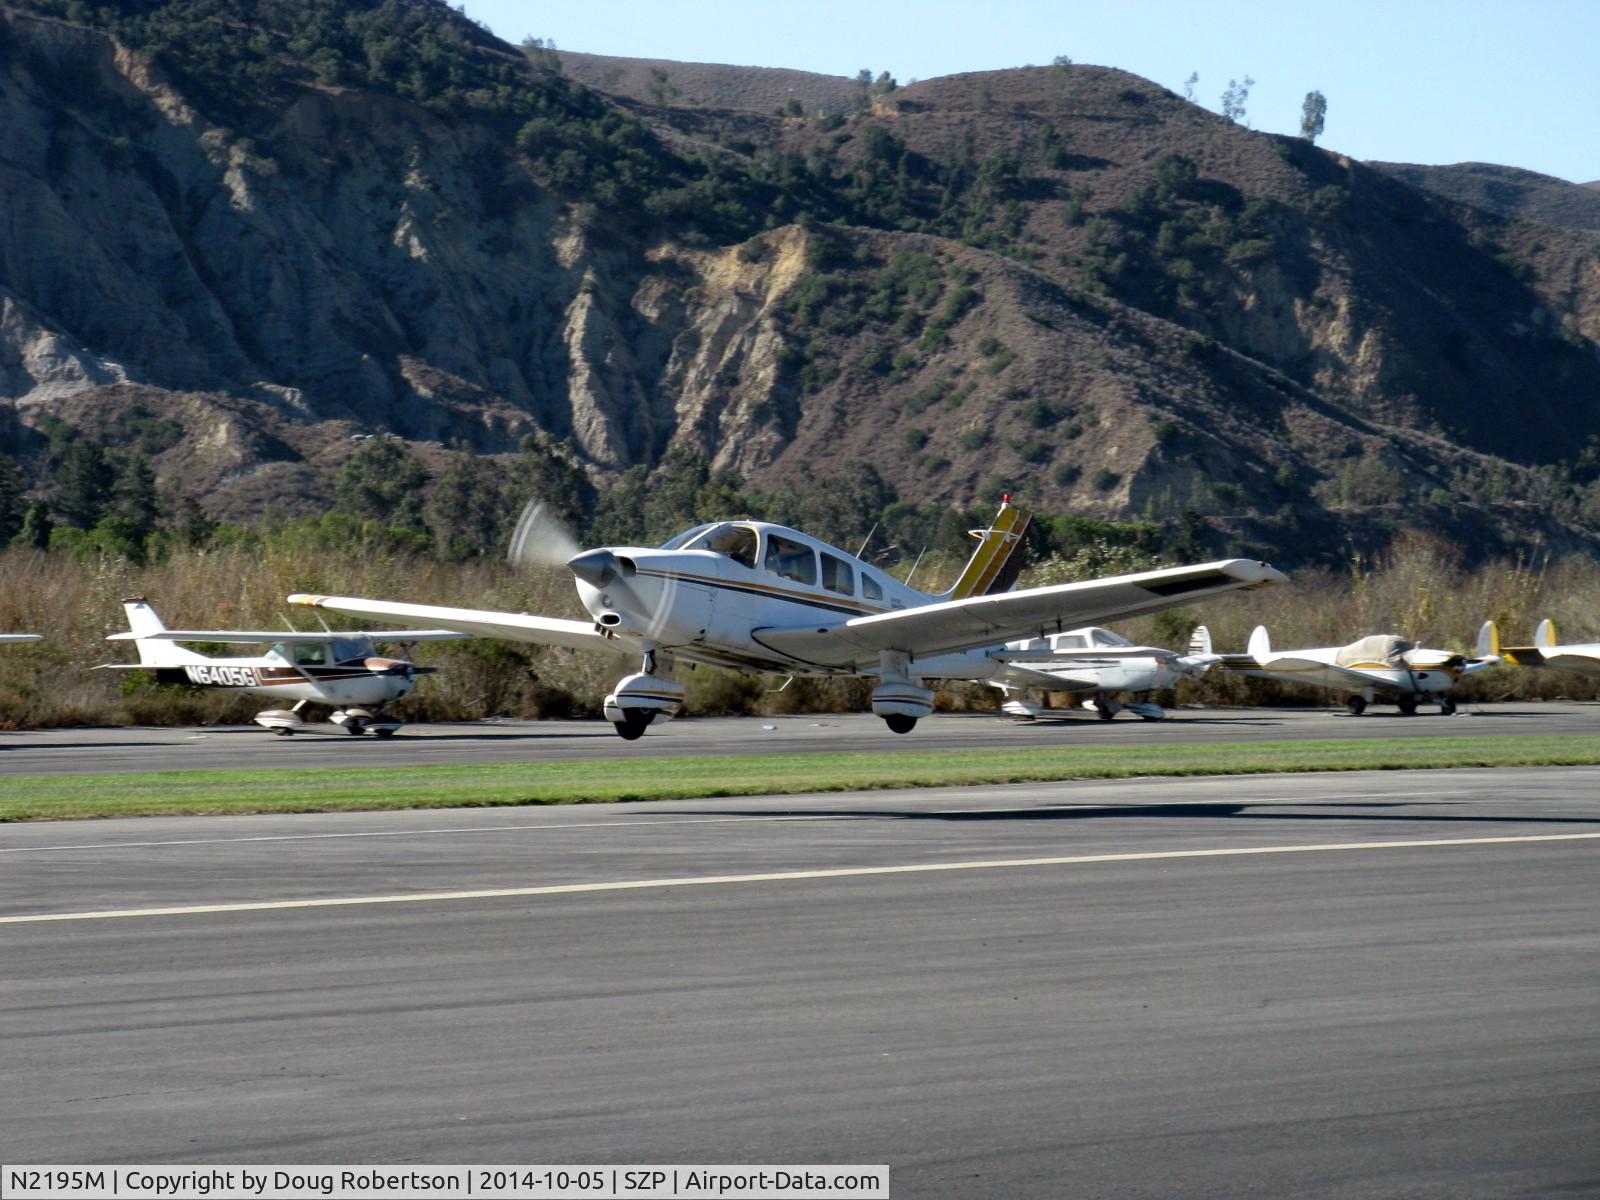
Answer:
(461, 0, 1599, 183)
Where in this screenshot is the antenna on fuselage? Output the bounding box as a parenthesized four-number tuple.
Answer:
(904, 546, 929, 588)
(854, 522, 879, 560)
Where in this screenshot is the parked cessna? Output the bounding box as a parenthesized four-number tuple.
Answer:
(1200, 623, 1499, 715)
(99, 598, 462, 736)
(291, 499, 1286, 739)
(1487, 618, 1600, 677)
(985, 626, 1213, 721)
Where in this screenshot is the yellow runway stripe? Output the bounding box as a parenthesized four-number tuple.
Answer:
(3, 831, 1598, 926)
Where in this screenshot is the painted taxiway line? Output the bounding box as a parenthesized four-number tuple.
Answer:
(0, 790, 1453, 854)
(3, 831, 1598, 926)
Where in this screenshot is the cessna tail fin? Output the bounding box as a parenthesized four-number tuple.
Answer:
(1476, 620, 1500, 660)
(941, 497, 1032, 601)
(1536, 618, 1558, 648)
(1247, 624, 1271, 661)
(1188, 625, 1214, 656)
(116, 597, 209, 666)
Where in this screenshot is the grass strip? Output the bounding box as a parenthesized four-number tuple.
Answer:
(3, 735, 1600, 822)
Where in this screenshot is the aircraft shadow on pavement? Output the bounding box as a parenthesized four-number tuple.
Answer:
(651, 801, 1600, 827)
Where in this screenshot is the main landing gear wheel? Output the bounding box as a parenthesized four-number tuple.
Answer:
(373, 727, 396, 738)
(1439, 696, 1457, 715)
(1345, 696, 1367, 715)
(274, 727, 294, 736)
(345, 719, 368, 736)
(1095, 704, 1116, 721)
(1395, 695, 1419, 715)
(884, 714, 918, 734)
(613, 709, 653, 740)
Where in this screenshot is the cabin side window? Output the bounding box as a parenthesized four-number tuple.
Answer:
(292, 643, 328, 666)
(820, 552, 854, 596)
(862, 573, 884, 602)
(764, 534, 817, 585)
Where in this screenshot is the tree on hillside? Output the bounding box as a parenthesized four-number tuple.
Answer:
(647, 67, 680, 107)
(1220, 76, 1255, 124)
(0, 455, 26, 544)
(112, 455, 161, 537)
(334, 438, 428, 532)
(872, 71, 897, 95)
(1300, 89, 1327, 143)
(1182, 71, 1198, 102)
(52, 442, 114, 530)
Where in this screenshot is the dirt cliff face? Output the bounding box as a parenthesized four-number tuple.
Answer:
(2, 7, 1599, 559)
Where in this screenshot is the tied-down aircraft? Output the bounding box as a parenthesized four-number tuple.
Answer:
(291, 499, 1286, 739)
(1486, 619, 1600, 678)
(986, 626, 1215, 721)
(98, 598, 462, 736)
(1199, 623, 1499, 715)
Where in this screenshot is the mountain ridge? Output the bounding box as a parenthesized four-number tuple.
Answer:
(2, 2, 1598, 565)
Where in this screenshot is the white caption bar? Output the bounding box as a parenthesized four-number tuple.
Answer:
(0, 1165, 890, 1200)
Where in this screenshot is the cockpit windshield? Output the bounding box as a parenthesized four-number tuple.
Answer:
(673, 522, 760, 569)
(659, 523, 718, 550)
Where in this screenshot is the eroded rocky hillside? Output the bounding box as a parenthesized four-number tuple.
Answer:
(3, 1, 1599, 564)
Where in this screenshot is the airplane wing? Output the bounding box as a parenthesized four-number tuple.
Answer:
(753, 559, 1286, 667)
(0, 633, 41, 644)
(287, 594, 609, 653)
(992, 664, 1103, 693)
(1536, 650, 1600, 675)
(1246, 657, 1401, 691)
(107, 629, 468, 643)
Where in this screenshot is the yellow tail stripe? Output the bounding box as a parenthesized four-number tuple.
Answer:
(949, 506, 1028, 600)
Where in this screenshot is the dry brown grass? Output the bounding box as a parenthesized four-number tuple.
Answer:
(0, 536, 1596, 729)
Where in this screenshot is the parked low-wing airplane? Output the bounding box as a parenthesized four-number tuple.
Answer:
(291, 499, 1286, 739)
(1487, 618, 1600, 677)
(98, 597, 463, 736)
(1201, 623, 1498, 715)
(985, 626, 1213, 721)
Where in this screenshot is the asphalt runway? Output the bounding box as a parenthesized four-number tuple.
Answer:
(3, 768, 1598, 1197)
(3, 702, 1599, 776)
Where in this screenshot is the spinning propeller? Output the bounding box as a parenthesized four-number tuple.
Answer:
(507, 500, 680, 642)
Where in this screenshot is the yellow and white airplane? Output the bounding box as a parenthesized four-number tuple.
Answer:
(986, 626, 1214, 721)
(1201, 623, 1499, 715)
(1487, 619, 1600, 677)
(100, 598, 463, 736)
(291, 499, 1286, 739)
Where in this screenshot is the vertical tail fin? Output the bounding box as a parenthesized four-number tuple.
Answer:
(117, 597, 206, 666)
(1476, 620, 1500, 660)
(1188, 625, 1213, 656)
(941, 498, 1032, 600)
(1535, 618, 1558, 648)
(1247, 624, 1271, 661)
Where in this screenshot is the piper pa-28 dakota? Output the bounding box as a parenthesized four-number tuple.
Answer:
(291, 499, 1286, 739)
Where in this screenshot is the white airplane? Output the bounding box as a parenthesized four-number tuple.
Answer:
(0, 634, 41, 644)
(1487, 618, 1600, 677)
(985, 626, 1213, 721)
(1201, 624, 1499, 715)
(289, 499, 1287, 739)
(99, 597, 463, 736)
